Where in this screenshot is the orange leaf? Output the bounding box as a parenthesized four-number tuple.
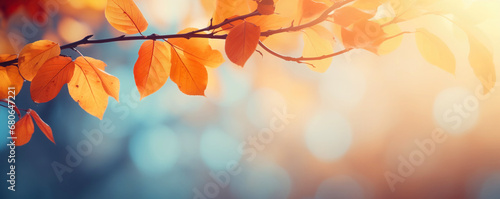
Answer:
(302, 25, 335, 72)
(169, 28, 224, 68)
(18, 40, 60, 81)
(225, 21, 261, 66)
(30, 56, 75, 103)
(13, 113, 34, 146)
(76, 56, 120, 101)
(134, 40, 171, 99)
(341, 20, 385, 53)
(0, 54, 23, 99)
(105, 0, 148, 34)
(68, 56, 119, 119)
(257, 0, 275, 15)
(28, 109, 55, 144)
(301, 0, 328, 20)
(351, 0, 387, 10)
(332, 6, 375, 27)
(169, 44, 208, 96)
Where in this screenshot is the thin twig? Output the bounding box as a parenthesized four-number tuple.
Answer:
(258, 41, 353, 64)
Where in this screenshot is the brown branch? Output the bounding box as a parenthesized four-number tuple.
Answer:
(258, 41, 353, 65)
(0, 0, 354, 67)
(0, 11, 261, 67)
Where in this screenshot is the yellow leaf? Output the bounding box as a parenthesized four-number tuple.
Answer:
(302, 25, 335, 73)
(0, 54, 23, 99)
(18, 40, 60, 81)
(415, 28, 455, 74)
(134, 40, 171, 99)
(68, 56, 120, 119)
(468, 34, 496, 94)
(105, 0, 148, 34)
(78, 57, 120, 101)
(377, 22, 403, 55)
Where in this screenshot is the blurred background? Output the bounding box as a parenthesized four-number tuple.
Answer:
(1, 0, 500, 198)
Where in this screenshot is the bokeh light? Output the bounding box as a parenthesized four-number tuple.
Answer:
(305, 111, 352, 161)
(200, 127, 241, 170)
(129, 126, 180, 176)
(315, 176, 366, 199)
(478, 173, 500, 199)
(320, 62, 367, 108)
(433, 87, 479, 135)
(230, 160, 291, 199)
(246, 88, 287, 127)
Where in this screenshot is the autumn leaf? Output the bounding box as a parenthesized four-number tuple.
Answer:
(415, 28, 455, 74)
(312, 0, 334, 6)
(68, 56, 120, 119)
(332, 6, 374, 27)
(225, 21, 261, 66)
(221, 14, 289, 35)
(212, 0, 254, 24)
(257, 0, 275, 15)
(300, 0, 328, 20)
(105, 0, 148, 34)
(468, 34, 496, 94)
(165, 28, 225, 96)
(351, 0, 388, 10)
(30, 56, 75, 103)
(0, 0, 48, 23)
(18, 40, 61, 81)
(169, 44, 208, 96)
(77, 56, 120, 101)
(169, 28, 224, 68)
(134, 40, 171, 99)
(247, 14, 289, 32)
(0, 54, 23, 99)
(28, 109, 55, 144)
(341, 20, 386, 53)
(13, 113, 34, 146)
(12, 109, 54, 146)
(302, 25, 335, 73)
(375, 19, 404, 55)
(221, 15, 244, 30)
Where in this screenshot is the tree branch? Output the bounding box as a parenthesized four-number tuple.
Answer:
(0, 0, 354, 67)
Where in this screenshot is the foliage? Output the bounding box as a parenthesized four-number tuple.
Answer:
(0, 0, 496, 146)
